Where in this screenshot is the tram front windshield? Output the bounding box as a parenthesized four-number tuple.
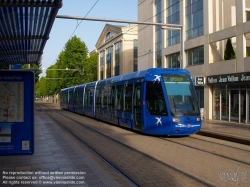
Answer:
(163, 74, 199, 117)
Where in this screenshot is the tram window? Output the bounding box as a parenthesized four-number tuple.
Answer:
(84, 89, 89, 106)
(79, 90, 83, 104)
(75, 90, 78, 104)
(109, 87, 115, 106)
(102, 88, 107, 109)
(124, 84, 133, 112)
(95, 88, 101, 107)
(134, 83, 141, 107)
(89, 90, 93, 106)
(84, 89, 93, 107)
(75, 90, 81, 104)
(163, 74, 200, 116)
(116, 85, 124, 111)
(69, 91, 73, 104)
(107, 86, 115, 109)
(146, 82, 168, 116)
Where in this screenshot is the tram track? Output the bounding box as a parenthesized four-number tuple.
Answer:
(159, 135, 250, 166)
(189, 135, 250, 152)
(35, 104, 138, 187)
(36, 103, 213, 187)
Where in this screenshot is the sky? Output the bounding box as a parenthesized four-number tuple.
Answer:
(41, 0, 138, 76)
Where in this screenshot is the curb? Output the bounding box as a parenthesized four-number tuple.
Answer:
(196, 130, 250, 145)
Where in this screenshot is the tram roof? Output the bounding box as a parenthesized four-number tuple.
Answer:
(97, 68, 191, 86)
(0, 0, 62, 66)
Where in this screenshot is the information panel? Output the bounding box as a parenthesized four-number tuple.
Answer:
(0, 71, 34, 155)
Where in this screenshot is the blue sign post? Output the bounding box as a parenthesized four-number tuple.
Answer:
(0, 71, 34, 155)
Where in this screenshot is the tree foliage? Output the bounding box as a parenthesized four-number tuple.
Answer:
(22, 57, 42, 83)
(84, 51, 98, 82)
(35, 76, 47, 98)
(35, 35, 98, 97)
(46, 64, 60, 95)
(224, 38, 236, 60)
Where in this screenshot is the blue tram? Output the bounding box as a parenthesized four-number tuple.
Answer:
(60, 68, 202, 136)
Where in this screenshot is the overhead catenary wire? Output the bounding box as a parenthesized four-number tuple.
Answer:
(69, 0, 100, 39)
(44, 0, 100, 73)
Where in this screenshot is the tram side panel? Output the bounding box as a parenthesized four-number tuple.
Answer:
(74, 85, 85, 115)
(84, 81, 97, 118)
(60, 89, 69, 109)
(95, 84, 110, 123)
(68, 87, 75, 111)
(132, 82, 144, 133)
(98, 85, 116, 124)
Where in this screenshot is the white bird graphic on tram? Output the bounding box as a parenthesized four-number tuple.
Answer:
(155, 117, 162, 126)
(153, 75, 161, 83)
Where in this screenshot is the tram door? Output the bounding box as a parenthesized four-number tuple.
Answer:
(108, 86, 116, 124)
(133, 83, 142, 129)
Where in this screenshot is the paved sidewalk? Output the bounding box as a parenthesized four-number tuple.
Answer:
(0, 105, 132, 187)
(198, 120, 250, 145)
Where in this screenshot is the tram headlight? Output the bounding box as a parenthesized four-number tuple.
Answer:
(172, 118, 180, 123)
(196, 117, 201, 122)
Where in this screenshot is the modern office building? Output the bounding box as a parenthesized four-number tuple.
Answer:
(96, 24, 138, 80)
(138, 0, 250, 124)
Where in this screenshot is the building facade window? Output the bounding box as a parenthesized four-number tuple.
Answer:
(212, 84, 248, 123)
(155, 0, 162, 67)
(187, 45, 204, 66)
(106, 46, 112, 78)
(106, 32, 113, 42)
(115, 42, 120, 76)
(100, 67, 104, 80)
(186, 0, 204, 39)
(168, 52, 180, 68)
(167, 0, 180, 46)
(246, 11, 250, 21)
(247, 47, 250, 57)
(100, 51, 104, 79)
(134, 40, 138, 71)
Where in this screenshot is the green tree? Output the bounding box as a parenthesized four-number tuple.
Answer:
(84, 51, 98, 82)
(55, 36, 88, 88)
(35, 36, 98, 97)
(63, 35, 88, 86)
(224, 38, 236, 60)
(35, 76, 47, 98)
(22, 59, 42, 83)
(46, 64, 60, 95)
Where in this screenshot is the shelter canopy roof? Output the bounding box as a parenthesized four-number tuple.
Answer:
(0, 0, 62, 65)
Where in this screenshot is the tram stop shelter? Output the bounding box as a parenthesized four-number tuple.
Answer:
(0, 0, 62, 155)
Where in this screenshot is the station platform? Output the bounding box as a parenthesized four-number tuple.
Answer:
(198, 119, 250, 145)
(0, 103, 132, 187)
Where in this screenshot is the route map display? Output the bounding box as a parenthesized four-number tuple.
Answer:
(0, 82, 24, 122)
(0, 71, 34, 155)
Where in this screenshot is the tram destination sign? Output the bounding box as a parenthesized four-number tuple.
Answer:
(207, 72, 250, 84)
